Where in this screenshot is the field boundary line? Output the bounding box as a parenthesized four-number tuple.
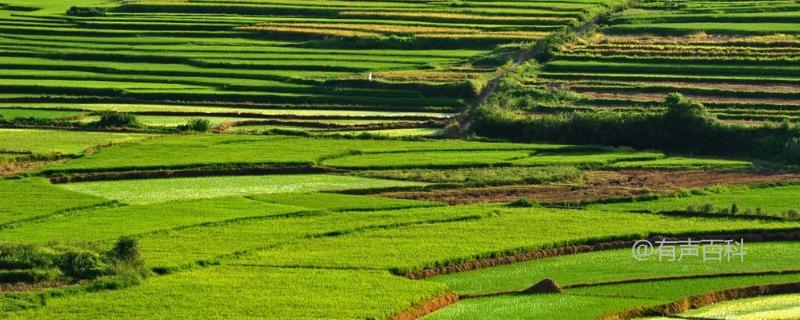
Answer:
(146, 212, 490, 273)
(403, 230, 800, 279)
(390, 291, 459, 320)
(460, 269, 800, 299)
(0, 200, 122, 229)
(46, 163, 332, 183)
(597, 281, 800, 320)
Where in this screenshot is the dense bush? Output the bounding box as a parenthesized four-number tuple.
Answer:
(0, 244, 59, 270)
(58, 251, 111, 280)
(112, 236, 141, 264)
(474, 86, 800, 163)
(93, 112, 139, 128)
(529, 29, 576, 62)
(66, 6, 107, 17)
(178, 118, 211, 132)
(0, 237, 146, 285)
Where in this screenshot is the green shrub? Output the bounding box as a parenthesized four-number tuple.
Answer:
(529, 29, 575, 62)
(0, 244, 59, 270)
(66, 6, 106, 16)
(112, 236, 141, 264)
(93, 112, 139, 128)
(507, 198, 541, 208)
(87, 271, 143, 292)
(178, 118, 211, 132)
(58, 251, 111, 280)
(474, 91, 800, 163)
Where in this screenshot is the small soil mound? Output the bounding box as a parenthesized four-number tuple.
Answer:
(523, 279, 563, 294)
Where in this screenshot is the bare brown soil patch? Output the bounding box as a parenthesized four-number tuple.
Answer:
(381, 184, 647, 205)
(586, 169, 800, 192)
(381, 170, 800, 205)
(391, 291, 459, 320)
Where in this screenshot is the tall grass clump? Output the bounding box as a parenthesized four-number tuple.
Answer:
(0, 237, 147, 289)
(177, 118, 211, 132)
(92, 112, 139, 129)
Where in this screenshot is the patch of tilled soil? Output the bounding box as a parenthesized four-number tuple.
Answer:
(587, 170, 800, 192)
(380, 170, 800, 205)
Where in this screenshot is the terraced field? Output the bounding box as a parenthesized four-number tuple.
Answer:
(0, 0, 624, 134)
(2, 0, 800, 319)
(533, 0, 800, 123)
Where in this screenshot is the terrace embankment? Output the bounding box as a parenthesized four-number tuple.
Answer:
(403, 231, 800, 279)
(390, 292, 459, 320)
(597, 281, 800, 320)
(380, 170, 800, 205)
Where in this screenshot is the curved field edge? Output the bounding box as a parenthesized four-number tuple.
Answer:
(429, 241, 800, 296)
(402, 230, 800, 279)
(422, 275, 800, 320)
(675, 292, 800, 319)
(598, 281, 800, 320)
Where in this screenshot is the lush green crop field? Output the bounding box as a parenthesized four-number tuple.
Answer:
(44, 134, 559, 173)
(430, 241, 800, 295)
(0, 0, 625, 132)
(427, 274, 800, 320)
(609, 157, 754, 170)
(58, 174, 427, 204)
(0, 128, 149, 155)
(231, 207, 800, 272)
(589, 184, 800, 217)
(2, 0, 800, 319)
(4, 266, 447, 320)
(532, 0, 800, 123)
(0, 178, 108, 224)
